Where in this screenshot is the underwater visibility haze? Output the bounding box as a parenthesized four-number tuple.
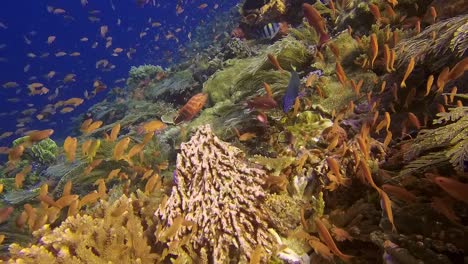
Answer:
(0, 0, 467, 263)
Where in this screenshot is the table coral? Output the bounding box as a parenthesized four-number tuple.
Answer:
(156, 124, 275, 263)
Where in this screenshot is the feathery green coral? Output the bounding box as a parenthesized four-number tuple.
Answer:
(395, 15, 468, 71)
(400, 107, 468, 176)
(203, 35, 312, 104)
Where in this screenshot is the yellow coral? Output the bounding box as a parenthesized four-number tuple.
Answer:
(8, 195, 158, 264)
(260, 0, 286, 15)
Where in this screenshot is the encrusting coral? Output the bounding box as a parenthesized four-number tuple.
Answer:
(156, 124, 275, 263)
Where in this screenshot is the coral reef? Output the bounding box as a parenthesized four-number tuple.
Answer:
(8, 194, 157, 263)
(203, 35, 312, 104)
(240, 0, 287, 26)
(12, 137, 57, 165)
(264, 194, 305, 235)
(1, 0, 467, 263)
(222, 37, 254, 60)
(127, 64, 164, 88)
(387, 106, 468, 175)
(395, 14, 468, 71)
(144, 70, 198, 103)
(156, 125, 275, 263)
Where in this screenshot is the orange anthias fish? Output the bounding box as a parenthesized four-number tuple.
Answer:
(109, 123, 120, 142)
(63, 97, 84, 107)
(173, 93, 208, 124)
(64, 136, 78, 162)
(335, 61, 347, 86)
(400, 56, 415, 88)
(0, 207, 14, 225)
(246, 96, 278, 110)
(27, 129, 54, 143)
(93, 80, 107, 94)
(368, 4, 382, 24)
(382, 184, 417, 203)
(448, 57, 468, 81)
(139, 120, 166, 134)
(369, 33, 378, 68)
(433, 176, 468, 204)
(314, 217, 353, 262)
(198, 3, 208, 9)
(267, 53, 284, 72)
(113, 137, 131, 160)
(303, 3, 330, 47)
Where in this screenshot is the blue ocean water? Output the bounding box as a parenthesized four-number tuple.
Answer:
(0, 0, 238, 147)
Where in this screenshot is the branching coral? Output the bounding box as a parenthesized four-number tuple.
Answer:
(156, 125, 275, 263)
(8, 194, 158, 263)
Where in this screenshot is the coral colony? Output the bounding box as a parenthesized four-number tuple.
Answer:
(0, 0, 467, 263)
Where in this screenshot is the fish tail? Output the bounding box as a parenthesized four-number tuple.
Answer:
(400, 81, 406, 88)
(319, 33, 330, 47)
(338, 253, 354, 263)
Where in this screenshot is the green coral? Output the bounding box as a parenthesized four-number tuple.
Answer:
(283, 111, 333, 148)
(264, 194, 304, 235)
(223, 38, 253, 59)
(12, 137, 58, 164)
(395, 14, 468, 71)
(250, 155, 295, 176)
(203, 58, 257, 103)
(311, 191, 325, 219)
(144, 69, 196, 101)
(127, 64, 164, 88)
(29, 138, 58, 164)
(203, 35, 312, 104)
(399, 107, 468, 176)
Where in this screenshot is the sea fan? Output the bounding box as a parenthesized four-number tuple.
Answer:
(399, 152, 450, 177)
(399, 107, 468, 176)
(433, 106, 468, 124)
(450, 22, 467, 57)
(396, 15, 468, 71)
(446, 138, 468, 174)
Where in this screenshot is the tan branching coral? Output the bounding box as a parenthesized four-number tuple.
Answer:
(8, 195, 158, 264)
(156, 125, 275, 263)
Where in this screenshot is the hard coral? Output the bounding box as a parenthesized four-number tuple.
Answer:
(8, 195, 157, 263)
(13, 137, 58, 165)
(156, 125, 275, 263)
(241, 0, 287, 26)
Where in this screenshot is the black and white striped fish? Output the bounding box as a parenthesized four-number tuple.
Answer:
(257, 23, 281, 39)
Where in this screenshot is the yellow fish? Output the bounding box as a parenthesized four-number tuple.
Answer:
(113, 137, 130, 160)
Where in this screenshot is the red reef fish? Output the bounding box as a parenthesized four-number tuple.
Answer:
(433, 176, 468, 204)
(303, 3, 330, 47)
(173, 93, 208, 124)
(246, 96, 278, 110)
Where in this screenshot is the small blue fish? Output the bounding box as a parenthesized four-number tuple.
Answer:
(257, 23, 280, 39)
(282, 71, 300, 113)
